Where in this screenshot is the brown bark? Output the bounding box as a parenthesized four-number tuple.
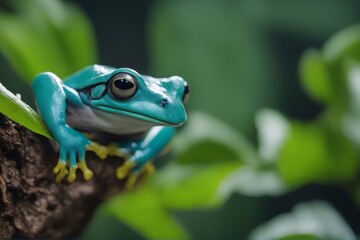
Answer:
(0, 114, 128, 238)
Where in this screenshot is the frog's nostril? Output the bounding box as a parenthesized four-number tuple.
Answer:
(161, 98, 168, 107)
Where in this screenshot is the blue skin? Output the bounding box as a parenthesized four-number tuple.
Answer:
(32, 64, 188, 184)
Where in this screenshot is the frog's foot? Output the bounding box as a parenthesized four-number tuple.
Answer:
(142, 162, 155, 176)
(53, 161, 78, 183)
(53, 161, 69, 183)
(118, 162, 155, 190)
(86, 142, 127, 160)
(116, 161, 135, 179)
(53, 160, 93, 183)
(127, 163, 156, 189)
(86, 142, 108, 159)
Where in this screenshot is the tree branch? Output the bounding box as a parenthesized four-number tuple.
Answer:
(0, 114, 127, 238)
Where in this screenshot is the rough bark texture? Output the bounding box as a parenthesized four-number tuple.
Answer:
(0, 114, 128, 238)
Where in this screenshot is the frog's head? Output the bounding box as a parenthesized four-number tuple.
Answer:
(82, 68, 189, 128)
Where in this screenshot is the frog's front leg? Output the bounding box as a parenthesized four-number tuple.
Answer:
(33, 72, 93, 183)
(116, 126, 176, 188)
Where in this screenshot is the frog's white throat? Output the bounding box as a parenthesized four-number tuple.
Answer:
(66, 104, 160, 135)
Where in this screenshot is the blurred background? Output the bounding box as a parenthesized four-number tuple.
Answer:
(1, 0, 360, 239)
(70, 0, 360, 136)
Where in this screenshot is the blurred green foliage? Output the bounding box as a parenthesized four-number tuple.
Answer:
(0, 0, 359, 239)
(0, 0, 97, 81)
(249, 201, 356, 240)
(147, 0, 360, 136)
(0, 0, 97, 137)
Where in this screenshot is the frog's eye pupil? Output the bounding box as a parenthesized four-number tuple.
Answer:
(114, 79, 134, 90)
(110, 73, 138, 99)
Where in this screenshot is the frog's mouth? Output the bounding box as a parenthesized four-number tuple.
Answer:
(95, 105, 183, 127)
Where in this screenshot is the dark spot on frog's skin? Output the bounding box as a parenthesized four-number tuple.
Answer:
(161, 98, 168, 107)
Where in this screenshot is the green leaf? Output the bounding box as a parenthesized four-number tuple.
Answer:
(299, 49, 332, 103)
(219, 166, 287, 197)
(104, 186, 189, 240)
(249, 201, 356, 240)
(0, 12, 58, 81)
(153, 162, 241, 209)
(323, 24, 360, 63)
(27, 0, 98, 73)
(81, 208, 143, 239)
(256, 109, 289, 163)
(0, 0, 97, 82)
(341, 64, 360, 148)
(173, 112, 258, 165)
(342, 113, 360, 149)
(278, 234, 320, 240)
(176, 139, 240, 165)
(0, 83, 51, 138)
(277, 122, 358, 187)
(345, 63, 360, 114)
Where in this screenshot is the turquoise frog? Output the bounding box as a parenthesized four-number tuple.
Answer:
(32, 64, 189, 186)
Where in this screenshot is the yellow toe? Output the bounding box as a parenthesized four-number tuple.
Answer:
(67, 166, 78, 183)
(86, 142, 127, 160)
(78, 161, 94, 181)
(83, 169, 94, 181)
(86, 142, 107, 159)
(125, 175, 137, 190)
(143, 163, 155, 175)
(53, 161, 68, 183)
(116, 161, 135, 179)
(53, 161, 66, 174)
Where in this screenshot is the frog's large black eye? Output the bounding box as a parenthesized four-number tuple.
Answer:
(110, 73, 138, 99)
(182, 82, 190, 103)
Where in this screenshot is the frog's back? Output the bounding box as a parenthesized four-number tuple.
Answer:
(64, 64, 116, 89)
